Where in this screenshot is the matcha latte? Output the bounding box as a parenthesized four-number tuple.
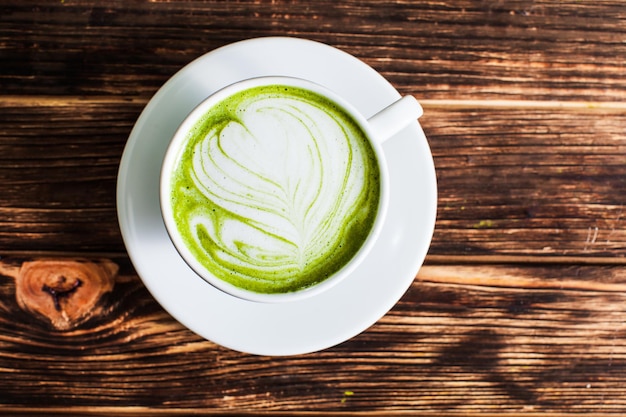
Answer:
(163, 81, 382, 297)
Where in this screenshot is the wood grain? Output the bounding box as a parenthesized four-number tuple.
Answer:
(425, 106, 626, 257)
(1, 99, 625, 258)
(0, 98, 137, 252)
(1, 261, 626, 413)
(1, 0, 625, 101)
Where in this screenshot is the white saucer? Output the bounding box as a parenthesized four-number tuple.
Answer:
(116, 37, 437, 356)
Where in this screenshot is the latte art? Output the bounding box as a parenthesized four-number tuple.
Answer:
(168, 85, 380, 294)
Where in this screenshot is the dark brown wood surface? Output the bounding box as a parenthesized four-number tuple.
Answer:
(1, 0, 626, 415)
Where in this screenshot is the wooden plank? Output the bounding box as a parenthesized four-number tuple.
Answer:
(1, 258, 625, 413)
(1, 99, 625, 257)
(424, 106, 626, 257)
(0, 98, 138, 252)
(1, 0, 625, 101)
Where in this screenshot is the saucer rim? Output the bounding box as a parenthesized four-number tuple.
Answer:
(116, 36, 437, 355)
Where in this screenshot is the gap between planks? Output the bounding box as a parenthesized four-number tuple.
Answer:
(1, 250, 625, 266)
(419, 99, 626, 112)
(426, 254, 626, 266)
(2, 95, 626, 113)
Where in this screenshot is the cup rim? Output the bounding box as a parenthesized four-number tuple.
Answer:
(159, 75, 390, 303)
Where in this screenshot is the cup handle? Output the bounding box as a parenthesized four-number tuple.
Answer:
(367, 95, 423, 143)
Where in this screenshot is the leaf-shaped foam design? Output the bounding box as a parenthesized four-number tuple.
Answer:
(169, 85, 380, 294)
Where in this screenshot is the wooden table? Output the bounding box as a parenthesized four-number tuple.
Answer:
(2, 1, 625, 415)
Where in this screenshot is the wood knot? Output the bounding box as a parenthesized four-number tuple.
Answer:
(42, 277, 83, 311)
(1, 258, 118, 330)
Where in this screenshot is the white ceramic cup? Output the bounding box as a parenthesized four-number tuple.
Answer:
(160, 76, 423, 303)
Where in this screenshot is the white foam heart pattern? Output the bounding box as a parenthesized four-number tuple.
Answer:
(168, 85, 381, 294)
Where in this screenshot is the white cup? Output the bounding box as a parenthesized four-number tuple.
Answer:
(160, 76, 422, 303)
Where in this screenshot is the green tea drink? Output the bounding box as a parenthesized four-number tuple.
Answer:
(165, 83, 381, 295)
